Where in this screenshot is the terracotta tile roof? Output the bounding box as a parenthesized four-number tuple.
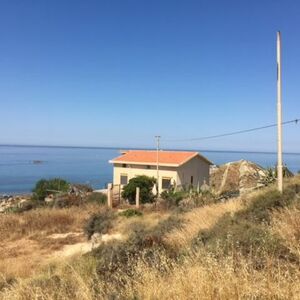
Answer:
(109, 150, 212, 166)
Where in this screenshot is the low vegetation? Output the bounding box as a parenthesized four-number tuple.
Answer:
(84, 209, 116, 239)
(32, 178, 70, 201)
(1, 176, 300, 299)
(86, 192, 107, 205)
(122, 175, 156, 204)
(118, 208, 143, 218)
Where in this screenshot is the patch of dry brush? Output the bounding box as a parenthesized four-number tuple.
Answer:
(1, 177, 300, 299)
(0, 204, 99, 242)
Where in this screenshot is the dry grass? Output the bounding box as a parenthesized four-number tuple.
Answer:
(123, 252, 300, 300)
(2, 250, 300, 300)
(272, 206, 300, 258)
(0, 204, 101, 281)
(164, 198, 242, 249)
(0, 256, 100, 300)
(1, 179, 300, 299)
(0, 205, 169, 283)
(114, 210, 170, 238)
(0, 204, 100, 242)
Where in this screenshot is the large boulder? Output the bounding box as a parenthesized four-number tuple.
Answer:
(210, 160, 269, 196)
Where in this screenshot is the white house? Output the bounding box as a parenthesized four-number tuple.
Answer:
(109, 150, 213, 193)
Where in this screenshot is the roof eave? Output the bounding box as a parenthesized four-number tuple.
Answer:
(109, 160, 179, 167)
(178, 153, 213, 166)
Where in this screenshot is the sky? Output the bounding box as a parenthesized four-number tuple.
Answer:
(0, 0, 299, 152)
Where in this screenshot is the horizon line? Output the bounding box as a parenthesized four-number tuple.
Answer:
(1, 143, 300, 156)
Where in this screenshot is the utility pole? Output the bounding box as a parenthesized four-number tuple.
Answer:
(155, 135, 161, 194)
(277, 31, 283, 193)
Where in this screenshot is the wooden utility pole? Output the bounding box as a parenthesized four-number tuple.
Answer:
(107, 183, 113, 208)
(277, 31, 283, 193)
(155, 135, 161, 194)
(135, 187, 140, 208)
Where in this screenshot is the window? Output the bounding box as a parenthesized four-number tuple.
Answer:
(122, 164, 127, 168)
(120, 174, 128, 185)
(146, 165, 151, 169)
(191, 176, 194, 185)
(162, 178, 171, 190)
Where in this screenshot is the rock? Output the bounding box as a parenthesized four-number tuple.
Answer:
(210, 160, 268, 196)
(18, 199, 29, 208)
(91, 233, 102, 248)
(90, 232, 123, 249)
(69, 184, 93, 196)
(45, 195, 54, 203)
(200, 180, 210, 192)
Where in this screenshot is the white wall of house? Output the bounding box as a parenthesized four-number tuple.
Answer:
(112, 163, 177, 193)
(176, 156, 210, 188)
(112, 155, 210, 193)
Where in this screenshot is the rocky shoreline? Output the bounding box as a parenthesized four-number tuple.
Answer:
(0, 183, 97, 213)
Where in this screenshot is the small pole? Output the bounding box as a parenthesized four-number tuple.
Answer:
(107, 183, 113, 208)
(135, 187, 140, 208)
(277, 31, 283, 193)
(155, 135, 161, 194)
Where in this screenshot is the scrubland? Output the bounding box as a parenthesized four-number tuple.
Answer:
(1, 177, 300, 299)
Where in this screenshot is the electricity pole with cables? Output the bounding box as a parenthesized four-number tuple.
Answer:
(155, 135, 161, 194)
(277, 31, 283, 193)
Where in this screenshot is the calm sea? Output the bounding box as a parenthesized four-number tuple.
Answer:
(0, 145, 300, 194)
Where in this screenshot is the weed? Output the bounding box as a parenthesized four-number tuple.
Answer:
(119, 209, 143, 218)
(84, 209, 116, 239)
(86, 192, 107, 205)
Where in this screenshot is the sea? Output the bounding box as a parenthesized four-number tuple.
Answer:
(0, 145, 300, 195)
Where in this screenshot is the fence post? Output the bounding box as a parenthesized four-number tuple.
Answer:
(107, 183, 113, 208)
(136, 187, 140, 209)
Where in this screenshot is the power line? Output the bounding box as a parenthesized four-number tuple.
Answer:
(164, 118, 299, 142)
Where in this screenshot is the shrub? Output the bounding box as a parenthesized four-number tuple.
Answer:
(32, 178, 70, 201)
(122, 175, 156, 204)
(84, 209, 116, 239)
(71, 183, 93, 193)
(90, 215, 183, 285)
(86, 192, 107, 205)
(118, 208, 143, 218)
(185, 190, 217, 208)
(263, 166, 294, 185)
(195, 213, 287, 254)
(192, 185, 300, 267)
(52, 195, 70, 208)
(238, 187, 297, 224)
(160, 189, 186, 207)
(16, 200, 40, 212)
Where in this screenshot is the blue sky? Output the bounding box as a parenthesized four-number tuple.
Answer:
(0, 0, 299, 152)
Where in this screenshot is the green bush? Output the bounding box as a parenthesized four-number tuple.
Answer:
(122, 175, 156, 205)
(84, 209, 116, 239)
(86, 192, 107, 205)
(160, 189, 186, 207)
(32, 178, 69, 201)
(118, 208, 143, 218)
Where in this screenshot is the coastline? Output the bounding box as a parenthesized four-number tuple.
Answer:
(1, 145, 300, 195)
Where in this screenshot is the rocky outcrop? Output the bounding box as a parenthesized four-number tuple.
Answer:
(0, 184, 94, 213)
(0, 195, 31, 213)
(210, 160, 269, 196)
